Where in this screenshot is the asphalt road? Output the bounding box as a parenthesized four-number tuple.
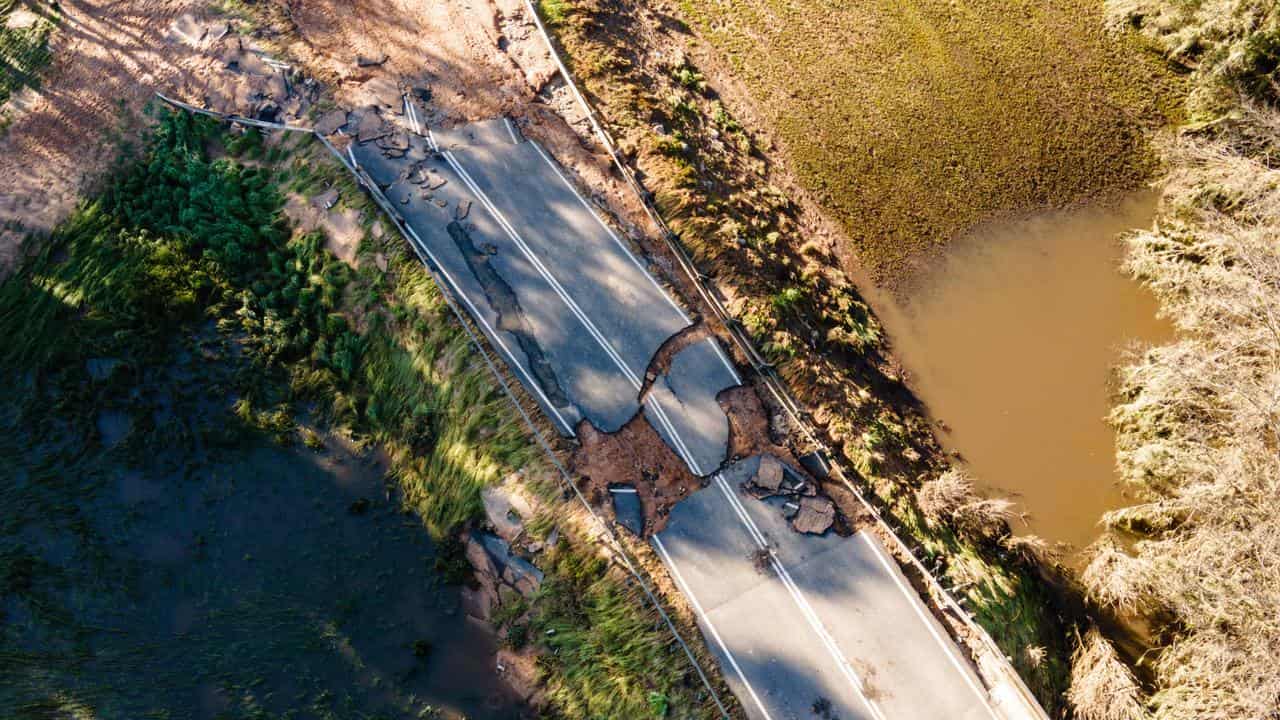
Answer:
(353, 115, 1005, 720)
(657, 457, 999, 720)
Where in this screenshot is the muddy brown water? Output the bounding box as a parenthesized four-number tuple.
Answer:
(871, 193, 1173, 558)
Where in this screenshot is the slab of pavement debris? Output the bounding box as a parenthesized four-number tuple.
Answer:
(609, 484, 644, 535)
(655, 462, 997, 720)
(643, 338, 740, 476)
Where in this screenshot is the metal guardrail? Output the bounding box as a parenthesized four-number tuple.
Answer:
(152, 91, 735, 718)
(517, 4, 1051, 717)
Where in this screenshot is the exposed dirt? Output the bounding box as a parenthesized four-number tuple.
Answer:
(283, 190, 364, 265)
(719, 384, 800, 468)
(571, 412, 703, 535)
(0, 0, 201, 275)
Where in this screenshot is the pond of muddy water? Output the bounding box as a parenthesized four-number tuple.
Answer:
(874, 193, 1172, 558)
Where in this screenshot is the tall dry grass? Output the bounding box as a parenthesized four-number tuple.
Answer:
(1083, 3, 1280, 717)
(1085, 104, 1280, 720)
(1068, 628, 1148, 720)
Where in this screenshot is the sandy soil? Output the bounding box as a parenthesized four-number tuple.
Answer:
(0, 0, 199, 275)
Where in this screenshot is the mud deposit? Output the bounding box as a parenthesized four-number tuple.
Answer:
(2, 359, 523, 719)
(875, 194, 1173, 556)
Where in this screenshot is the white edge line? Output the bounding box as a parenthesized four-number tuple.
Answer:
(707, 337, 742, 385)
(653, 535, 775, 720)
(503, 116, 520, 145)
(861, 532, 1002, 720)
(401, 223, 574, 436)
(527, 139, 692, 324)
(647, 396, 702, 476)
(445, 150, 645, 390)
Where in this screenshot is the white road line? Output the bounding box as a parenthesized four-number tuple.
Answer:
(427, 128, 439, 151)
(503, 116, 520, 145)
(527, 140, 692, 324)
(401, 224, 573, 435)
(645, 396, 703, 476)
(707, 337, 742, 385)
(446, 145, 714, 478)
(860, 533, 1002, 720)
(653, 535, 775, 720)
(714, 476, 888, 720)
(609, 487, 638, 494)
(445, 151, 646, 389)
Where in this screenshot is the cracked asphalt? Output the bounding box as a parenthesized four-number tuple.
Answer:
(351, 115, 1004, 720)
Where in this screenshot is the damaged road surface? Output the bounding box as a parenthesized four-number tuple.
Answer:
(345, 115, 1008, 720)
(655, 457, 999, 720)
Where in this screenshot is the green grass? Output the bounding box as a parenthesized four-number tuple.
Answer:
(527, 541, 719, 719)
(0, 107, 723, 719)
(539, 0, 570, 27)
(675, 0, 1184, 286)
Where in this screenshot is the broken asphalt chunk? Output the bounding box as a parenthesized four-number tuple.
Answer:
(610, 484, 644, 536)
(791, 496, 835, 535)
(313, 109, 349, 135)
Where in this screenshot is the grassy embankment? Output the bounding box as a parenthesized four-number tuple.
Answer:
(674, 0, 1182, 286)
(0, 0, 57, 132)
(535, 0, 1092, 711)
(1069, 2, 1280, 719)
(0, 109, 723, 719)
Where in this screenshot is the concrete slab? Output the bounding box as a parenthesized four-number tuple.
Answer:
(644, 338, 740, 476)
(609, 484, 644, 536)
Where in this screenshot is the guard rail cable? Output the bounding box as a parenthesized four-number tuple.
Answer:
(518, 6, 1051, 718)
(154, 91, 734, 719)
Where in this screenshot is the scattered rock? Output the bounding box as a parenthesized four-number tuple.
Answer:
(256, 103, 281, 123)
(355, 110, 388, 143)
(455, 199, 472, 220)
(374, 253, 388, 272)
(379, 131, 410, 151)
(791, 496, 835, 535)
(412, 86, 433, 102)
(480, 476, 536, 544)
(754, 455, 784, 492)
(356, 53, 388, 67)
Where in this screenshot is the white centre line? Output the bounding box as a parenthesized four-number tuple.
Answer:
(527, 140, 692, 324)
(713, 475, 889, 720)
